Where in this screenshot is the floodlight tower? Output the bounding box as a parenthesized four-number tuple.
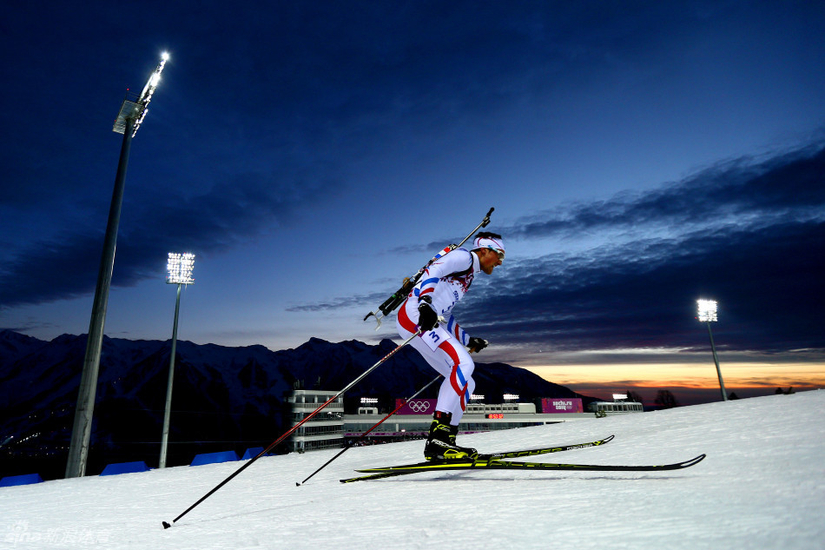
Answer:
(65, 52, 170, 478)
(697, 299, 728, 401)
(159, 253, 195, 468)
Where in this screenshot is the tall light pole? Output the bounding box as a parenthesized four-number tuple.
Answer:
(65, 53, 170, 478)
(697, 299, 728, 402)
(159, 253, 195, 468)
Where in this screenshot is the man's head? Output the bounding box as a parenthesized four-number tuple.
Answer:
(472, 232, 504, 275)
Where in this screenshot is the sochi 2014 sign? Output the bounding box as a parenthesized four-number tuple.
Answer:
(541, 398, 584, 413)
(395, 398, 437, 415)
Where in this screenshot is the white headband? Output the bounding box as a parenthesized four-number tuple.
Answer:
(472, 236, 505, 257)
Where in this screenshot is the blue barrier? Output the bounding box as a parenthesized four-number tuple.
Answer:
(0, 473, 44, 487)
(100, 461, 151, 476)
(190, 450, 239, 466)
(242, 447, 265, 459)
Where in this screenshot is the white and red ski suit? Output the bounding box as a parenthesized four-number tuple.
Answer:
(396, 247, 480, 425)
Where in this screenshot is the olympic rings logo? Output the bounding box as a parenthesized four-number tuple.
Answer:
(407, 400, 431, 413)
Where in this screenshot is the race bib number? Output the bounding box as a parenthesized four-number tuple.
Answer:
(421, 326, 450, 351)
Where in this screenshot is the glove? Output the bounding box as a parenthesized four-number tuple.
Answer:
(417, 296, 438, 332)
(468, 337, 488, 353)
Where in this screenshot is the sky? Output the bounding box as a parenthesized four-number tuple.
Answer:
(1, 1, 823, 404)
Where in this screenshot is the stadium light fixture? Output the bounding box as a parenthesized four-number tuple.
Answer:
(697, 299, 728, 401)
(132, 52, 169, 136)
(66, 52, 171, 478)
(160, 253, 195, 468)
(166, 252, 195, 285)
(697, 299, 718, 323)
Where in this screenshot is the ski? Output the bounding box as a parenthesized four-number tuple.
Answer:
(342, 453, 705, 483)
(339, 434, 620, 483)
(364, 453, 706, 473)
(477, 434, 614, 460)
(341, 435, 614, 483)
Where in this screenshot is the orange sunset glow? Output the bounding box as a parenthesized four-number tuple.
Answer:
(525, 361, 825, 405)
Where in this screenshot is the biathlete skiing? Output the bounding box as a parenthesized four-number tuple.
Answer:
(396, 232, 505, 460)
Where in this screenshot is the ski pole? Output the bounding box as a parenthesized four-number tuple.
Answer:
(296, 373, 441, 486)
(297, 337, 477, 486)
(162, 330, 421, 529)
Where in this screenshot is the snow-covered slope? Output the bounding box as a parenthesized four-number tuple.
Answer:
(2, 390, 823, 549)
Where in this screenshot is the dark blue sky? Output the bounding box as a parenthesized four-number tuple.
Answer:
(1, 1, 823, 398)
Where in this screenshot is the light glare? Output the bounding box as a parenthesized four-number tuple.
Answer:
(132, 52, 170, 136)
(697, 299, 718, 323)
(167, 252, 195, 285)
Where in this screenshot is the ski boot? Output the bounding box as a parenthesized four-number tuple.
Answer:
(449, 424, 478, 458)
(424, 411, 478, 461)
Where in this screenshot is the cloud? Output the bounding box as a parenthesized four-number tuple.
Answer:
(0, 166, 342, 308)
(462, 145, 825, 354)
(464, 220, 824, 354)
(295, 143, 825, 355)
(507, 144, 825, 240)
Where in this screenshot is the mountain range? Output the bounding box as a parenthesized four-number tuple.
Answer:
(0, 329, 590, 479)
